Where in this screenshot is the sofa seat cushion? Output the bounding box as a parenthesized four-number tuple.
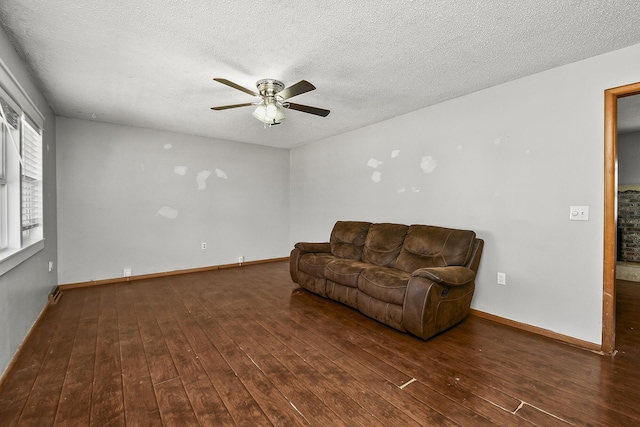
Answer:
(326, 259, 370, 287)
(362, 223, 408, 267)
(395, 225, 476, 272)
(299, 253, 336, 278)
(358, 266, 411, 305)
(330, 221, 372, 259)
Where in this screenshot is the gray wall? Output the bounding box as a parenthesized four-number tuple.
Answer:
(618, 130, 640, 186)
(56, 118, 290, 284)
(290, 42, 640, 345)
(0, 27, 57, 377)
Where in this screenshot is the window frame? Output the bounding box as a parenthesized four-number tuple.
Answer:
(0, 58, 46, 276)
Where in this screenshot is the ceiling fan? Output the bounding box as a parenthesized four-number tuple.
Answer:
(211, 78, 330, 126)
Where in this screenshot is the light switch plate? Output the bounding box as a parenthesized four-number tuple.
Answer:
(569, 206, 589, 221)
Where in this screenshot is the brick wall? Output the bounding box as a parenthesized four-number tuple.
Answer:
(618, 190, 640, 262)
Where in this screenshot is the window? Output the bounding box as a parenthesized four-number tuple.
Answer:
(0, 79, 44, 269)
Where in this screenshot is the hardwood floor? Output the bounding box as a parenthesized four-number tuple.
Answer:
(0, 261, 639, 426)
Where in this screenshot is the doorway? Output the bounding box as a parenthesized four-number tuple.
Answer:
(603, 81, 640, 354)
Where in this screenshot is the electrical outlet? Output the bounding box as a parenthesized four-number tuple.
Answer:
(123, 268, 132, 277)
(497, 272, 506, 286)
(48, 261, 54, 272)
(238, 256, 244, 264)
(202, 242, 207, 249)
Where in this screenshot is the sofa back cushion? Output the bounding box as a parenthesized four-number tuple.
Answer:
(362, 223, 408, 267)
(395, 225, 476, 272)
(330, 221, 372, 260)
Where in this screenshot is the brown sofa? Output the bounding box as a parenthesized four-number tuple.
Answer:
(290, 221, 484, 340)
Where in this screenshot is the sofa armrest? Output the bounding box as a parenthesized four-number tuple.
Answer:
(411, 266, 475, 286)
(290, 242, 331, 283)
(295, 242, 331, 253)
(403, 270, 476, 340)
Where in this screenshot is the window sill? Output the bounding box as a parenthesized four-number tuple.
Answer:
(0, 239, 45, 277)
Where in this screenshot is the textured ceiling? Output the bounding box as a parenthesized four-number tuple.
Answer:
(1, 1, 640, 148)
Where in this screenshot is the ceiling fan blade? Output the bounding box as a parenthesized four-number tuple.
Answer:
(210, 102, 254, 111)
(278, 80, 316, 100)
(286, 102, 330, 117)
(213, 78, 257, 96)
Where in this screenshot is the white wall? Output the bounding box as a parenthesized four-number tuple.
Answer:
(619, 130, 640, 185)
(57, 118, 290, 284)
(291, 43, 640, 345)
(0, 27, 57, 377)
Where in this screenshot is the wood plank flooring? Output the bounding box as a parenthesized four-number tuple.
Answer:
(0, 261, 639, 426)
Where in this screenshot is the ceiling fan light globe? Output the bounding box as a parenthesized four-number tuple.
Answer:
(252, 104, 267, 122)
(273, 107, 286, 123)
(265, 103, 278, 119)
(252, 104, 285, 124)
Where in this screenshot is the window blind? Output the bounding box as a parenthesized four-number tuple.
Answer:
(21, 118, 42, 237)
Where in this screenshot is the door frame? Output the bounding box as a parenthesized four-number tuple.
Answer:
(603, 81, 640, 354)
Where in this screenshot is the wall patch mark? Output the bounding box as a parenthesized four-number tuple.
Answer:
(371, 171, 382, 183)
(164, 143, 172, 150)
(157, 206, 178, 219)
(367, 158, 383, 168)
(215, 168, 228, 179)
(174, 166, 187, 176)
(196, 170, 212, 190)
(493, 135, 510, 146)
(420, 156, 437, 173)
(391, 150, 400, 158)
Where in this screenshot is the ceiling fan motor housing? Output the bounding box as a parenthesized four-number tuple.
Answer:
(256, 79, 285, 97)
